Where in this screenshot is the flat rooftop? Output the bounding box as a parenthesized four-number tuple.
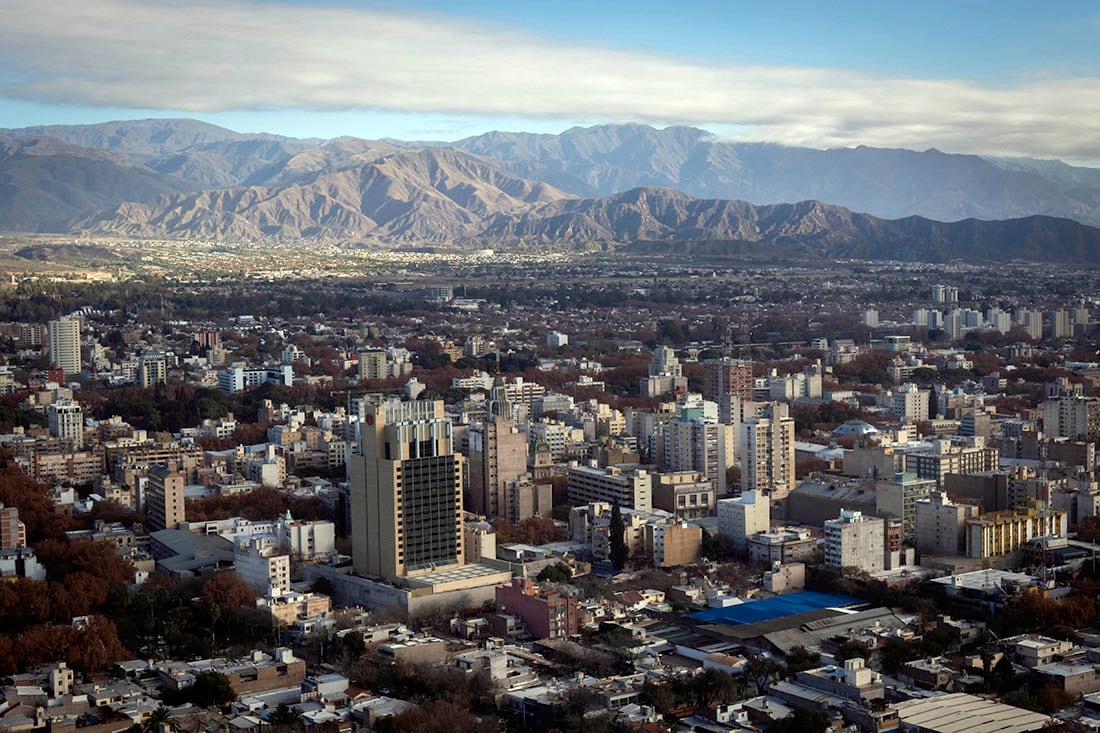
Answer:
(405, 562, 512, 589)
(894, 692, 1051, 733)
(689, 590, 861, 626)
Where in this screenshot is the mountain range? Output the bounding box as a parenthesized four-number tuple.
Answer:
(2, 118, 1100, 262)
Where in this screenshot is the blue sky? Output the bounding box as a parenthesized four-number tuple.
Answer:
(1, 0, 1098, 162)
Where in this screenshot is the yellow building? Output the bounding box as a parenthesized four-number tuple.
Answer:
(965, 500, 1066, 559)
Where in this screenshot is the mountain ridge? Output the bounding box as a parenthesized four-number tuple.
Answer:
(3, 118, 1100, 262)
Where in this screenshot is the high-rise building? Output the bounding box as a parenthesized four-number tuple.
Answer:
(1016, 308, 1042, 340)
(915, 491, 977, 557)
(47, 316, 81, 379)
(1051, 310, 1071, 339)
(235, 537, 291, 597)
(986, 307, 1012, 334)
(137, 349, 168, 387)
(662, 415, 731, 487)
(348, 399, 464, 580)
(875, 472, 934, 543)
(47, 399, 84, 450)
(146, 464, 185, 532)
(703, 358, 753, 401)
(824, 510, 885, 573)
(358, 350, 387, 381)
(467, 417, 528, 519)
(1042, 397, 1100, 442)
(892, 384, 930, 423)
(717, 490, 770, 550)
(741, 406, 796, 499)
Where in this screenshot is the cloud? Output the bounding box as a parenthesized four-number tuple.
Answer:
(1, 0, 1099, 163)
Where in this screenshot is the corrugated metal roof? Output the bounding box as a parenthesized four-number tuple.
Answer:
(894, 693, 1051, 733)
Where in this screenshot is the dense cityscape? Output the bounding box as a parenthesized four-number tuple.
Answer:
(2, 1, 1100, 732)
(0, 254, 1095, 732)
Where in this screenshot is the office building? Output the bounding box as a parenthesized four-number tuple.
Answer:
(348, 399, 464, 580)
(824, 510, 885, 573)
(717, 490, 770, 550)
(146, 465, 185, 532)
(904, 439, 999, 487)
(467, 417, 528, 519)
(218, 365, 294, 393)
(47, 399, 84, 450)
(47, 316, 81, 378)
(741, 406, 796, 499)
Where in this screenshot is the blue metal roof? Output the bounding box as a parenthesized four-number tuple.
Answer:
(689, 590, 861, 625)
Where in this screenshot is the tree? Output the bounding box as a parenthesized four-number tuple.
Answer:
(142, 706, 174, 733)
(744, 656, 784, 693)
(609, 501, 628, 571)
(990, 655, 1017, 694)
(783, 645, 821, 677)
(66, 616, 129, 673)
(536, 563, 573, 584)
(834, 639, 873, 663)
(880, 637, 922, 675)
(268, 703, 305, 730)
(182, 671, 235, 709)
(201, 572, 255, 617)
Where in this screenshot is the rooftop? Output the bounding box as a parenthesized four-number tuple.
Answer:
(893, 692, 1052, 733)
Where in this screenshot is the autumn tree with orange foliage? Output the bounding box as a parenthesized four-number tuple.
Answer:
(385, 699, 492, 733)
(491, 515, 564, 545)
(0, 458, 70, 541)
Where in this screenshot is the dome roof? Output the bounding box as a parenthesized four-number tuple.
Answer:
(832, 420, 879, 437)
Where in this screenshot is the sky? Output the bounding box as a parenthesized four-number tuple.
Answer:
(1, 0, 1099, 163)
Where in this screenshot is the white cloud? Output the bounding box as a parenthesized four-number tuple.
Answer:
(1, 0, 1099, 163)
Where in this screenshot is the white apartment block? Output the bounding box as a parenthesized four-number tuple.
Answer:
(567, 464, 652, 512)
(235, 536, 291, 597)
(47, 399, 84, 449)
(824, 510, 885, 573)
(717, 490, 770, 550)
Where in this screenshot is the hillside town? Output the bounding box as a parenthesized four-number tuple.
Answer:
(0, 259, 1099, 733)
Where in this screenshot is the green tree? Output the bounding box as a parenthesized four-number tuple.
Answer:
(744, 656, 784, 693)
(537, 563, 573, 584)
(268, 703, 304, 730)
(783, 645, 821, 677)
(184, 671, 236, 709)
(834, 639, 873, 663)
(609, 501, 628, 571)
